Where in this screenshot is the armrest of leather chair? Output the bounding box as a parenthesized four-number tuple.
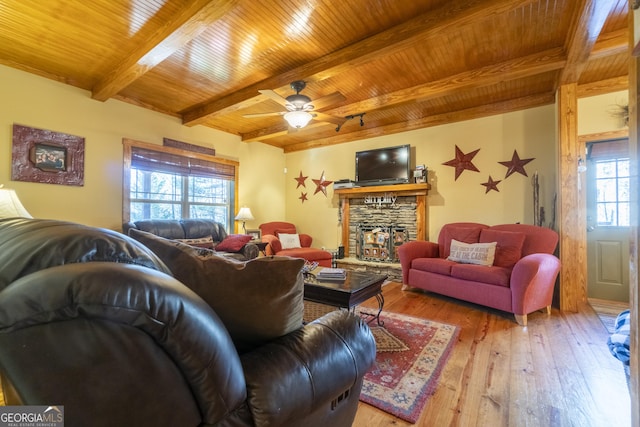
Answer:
(0, 263, 247, 426)
(240, 310, 376, 426)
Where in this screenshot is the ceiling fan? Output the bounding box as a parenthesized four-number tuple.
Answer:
(244, 81, 346, 129)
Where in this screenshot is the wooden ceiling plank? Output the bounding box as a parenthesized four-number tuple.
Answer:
(590, 28, 629, 59)
(181, 0, 537, 126)
(91, 0, 237, 102)
(326, 47, 566, 117)
(577, 75, 629, 97)
(243, 48, 564, 142)
(282, 93, 555, 153)
(560, 0, 618, 84)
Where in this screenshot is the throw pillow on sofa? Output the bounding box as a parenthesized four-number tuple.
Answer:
(129, 229, 305, 353)
(447, 239, 497, 266)
(442, 226, 484, 258)
(214, 234, 252, 252)
(479, 229, 525, 268)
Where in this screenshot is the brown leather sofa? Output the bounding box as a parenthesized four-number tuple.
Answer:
(0, 218, 376, 427)
(123, 218, 259, 260)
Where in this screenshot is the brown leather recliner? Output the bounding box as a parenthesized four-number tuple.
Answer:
(0, 218, 376, 427)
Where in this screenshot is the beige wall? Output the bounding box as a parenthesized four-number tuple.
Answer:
(0, 65, 284, 231)
(578, 91, 629, 135)
(285, 105, 558, 249)
(1, 64, 626, 243)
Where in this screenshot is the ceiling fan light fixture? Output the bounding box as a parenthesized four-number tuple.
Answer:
(284, 110, 313, 128)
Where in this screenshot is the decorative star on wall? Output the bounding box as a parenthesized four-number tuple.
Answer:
(499, 150, 534, 178)
(442, 145, 480, 180)
(294, 170, 308, 188)
(312, 171, 333, 196)
(299, 192, 308, 203)
(481, 176, 501, 193)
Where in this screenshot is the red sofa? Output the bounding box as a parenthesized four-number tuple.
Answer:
(259, 221, 333, 267)
(398, 222, 560, 325)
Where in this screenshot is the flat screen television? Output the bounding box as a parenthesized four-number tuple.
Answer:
(355, 144, 411, 186)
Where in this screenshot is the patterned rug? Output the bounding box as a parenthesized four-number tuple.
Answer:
(304, 302, 459, 423)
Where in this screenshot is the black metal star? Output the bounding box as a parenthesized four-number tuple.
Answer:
(299, 192, 308, 203)
(499, 150, 534, 178)
(442, 145, 480, 180)
(294, 170, 308, 188)
(312, 171, 333, 196)
(481, 176, 501, 193)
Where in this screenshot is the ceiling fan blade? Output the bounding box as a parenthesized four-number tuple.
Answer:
(311, 92, 346, 110)
(243, 111, 285, 118)
(312, 112, 345, 125)
(259, 89, 289, 107)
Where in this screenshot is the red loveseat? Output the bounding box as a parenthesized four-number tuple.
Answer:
(259, 221, 333, 267)
(398, 222, 560, 325)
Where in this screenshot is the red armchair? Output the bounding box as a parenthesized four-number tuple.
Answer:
(259, 222, 333, 267)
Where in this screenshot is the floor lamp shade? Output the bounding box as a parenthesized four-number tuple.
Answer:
(0, 187, 32, 218)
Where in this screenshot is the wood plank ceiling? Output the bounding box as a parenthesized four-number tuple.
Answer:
(0, 0, 630, 152)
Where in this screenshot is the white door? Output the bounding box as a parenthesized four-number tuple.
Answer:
(586, 139, 630, 302)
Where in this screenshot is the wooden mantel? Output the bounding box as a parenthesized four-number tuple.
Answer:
(335, 182, 430, 256)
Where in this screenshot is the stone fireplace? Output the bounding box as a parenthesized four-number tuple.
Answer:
(335, 183, 430, 263)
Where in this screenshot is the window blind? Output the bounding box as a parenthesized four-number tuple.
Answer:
(131, 146, 235, 179)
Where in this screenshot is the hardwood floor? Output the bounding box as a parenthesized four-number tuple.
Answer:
(353, 282, 631, 427)
(0, 282, 631, 426)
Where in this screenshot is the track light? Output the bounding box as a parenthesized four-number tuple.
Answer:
(335, 112, 366, 132)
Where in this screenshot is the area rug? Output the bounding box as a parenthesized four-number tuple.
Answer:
(304, 303, 460, 423)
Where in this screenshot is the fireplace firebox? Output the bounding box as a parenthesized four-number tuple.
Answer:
(356, 224, 408, 263)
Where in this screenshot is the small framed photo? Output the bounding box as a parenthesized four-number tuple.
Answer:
(30, 143, 67, 172)
(246, 229, 261, 241)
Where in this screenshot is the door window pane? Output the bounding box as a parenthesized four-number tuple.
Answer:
(595, 158, 630, 227)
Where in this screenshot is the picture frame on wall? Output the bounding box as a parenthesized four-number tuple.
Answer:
(246, 229, 261, 241)
(12, 123, 85, 186)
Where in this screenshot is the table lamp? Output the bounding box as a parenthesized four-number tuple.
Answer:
(0, 185, 32, 218)
(234, 207, 254, 234)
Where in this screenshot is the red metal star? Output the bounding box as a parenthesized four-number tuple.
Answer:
(312, 171, 333, 196)
(294, 170, 308, 188)
(481, 176, 501, 193)
(299, 192, 308, 203)
(499, 150, 534, 178)
(442, 145, 480, 180)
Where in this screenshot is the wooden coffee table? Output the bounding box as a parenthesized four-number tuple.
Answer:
(303, 269, 387, 326)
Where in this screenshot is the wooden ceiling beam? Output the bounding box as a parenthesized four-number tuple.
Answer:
(560, 0, 618, 84)
(283, 93, 555, 153)
(244, 48, 565, 142)
(91, 0, 236, 102)
(181, 0, 537, 126)
(590, 28, 629, 59)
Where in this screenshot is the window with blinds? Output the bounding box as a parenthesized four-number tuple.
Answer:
(123, 140, 237, 229)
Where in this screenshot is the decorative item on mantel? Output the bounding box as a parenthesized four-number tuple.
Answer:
(312, 171, 333, 196)
(413, 164, 427, 183)
(442, 145, 480, 180)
